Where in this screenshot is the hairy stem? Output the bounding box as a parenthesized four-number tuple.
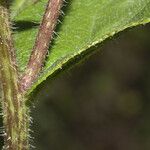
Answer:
(0, 2, 29, 149)
(20, 0, 64, 92)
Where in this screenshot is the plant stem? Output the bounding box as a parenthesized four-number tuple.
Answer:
(20, 0, 64, 92)
(0, 2, 29, 149)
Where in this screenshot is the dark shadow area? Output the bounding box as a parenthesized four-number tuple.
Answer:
(13, 21, 39, 32)
(31, 23, 150, 150)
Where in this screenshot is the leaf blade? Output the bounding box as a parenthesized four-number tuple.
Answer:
(11, 0, 39, 18)
(14, 0, 150, 93)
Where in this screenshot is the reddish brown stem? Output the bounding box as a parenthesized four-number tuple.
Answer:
(20, 0, 64, 92)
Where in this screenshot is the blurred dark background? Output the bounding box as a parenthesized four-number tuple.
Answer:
(30, 24, 150, 150)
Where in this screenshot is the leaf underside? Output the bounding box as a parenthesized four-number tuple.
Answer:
(12, 0, 150, 94)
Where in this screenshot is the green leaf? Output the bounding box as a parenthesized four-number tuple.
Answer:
(14, 0, 150, 94)
(11, 0, 39, 18)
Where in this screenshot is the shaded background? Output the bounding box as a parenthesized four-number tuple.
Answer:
(30, 24, 150, 150)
